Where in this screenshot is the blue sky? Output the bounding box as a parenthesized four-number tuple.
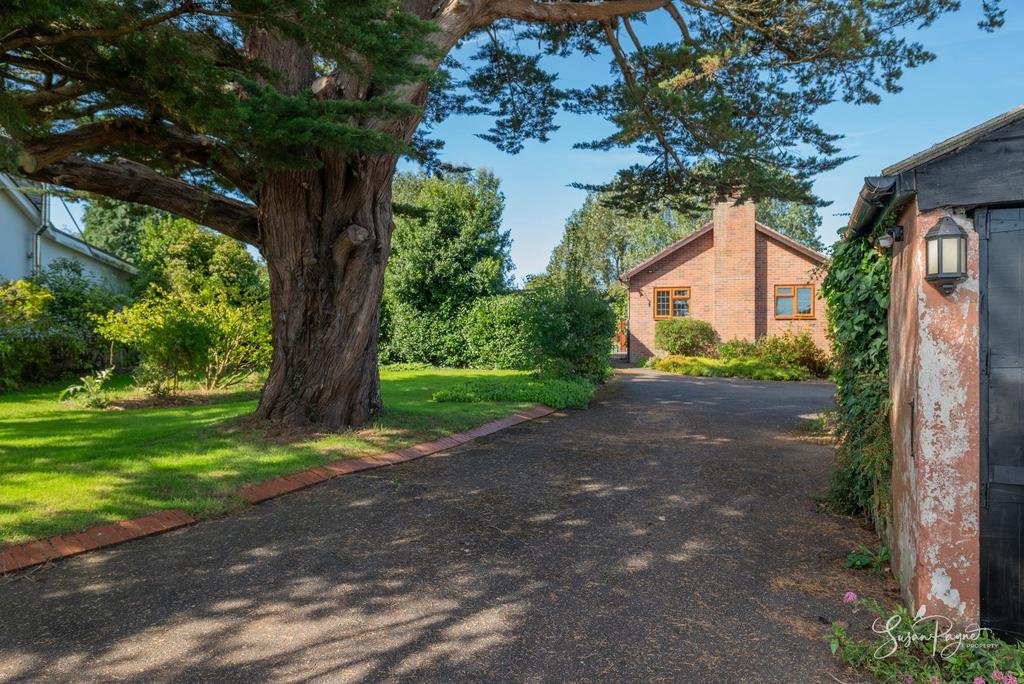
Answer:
(51, 1, 1022, 281)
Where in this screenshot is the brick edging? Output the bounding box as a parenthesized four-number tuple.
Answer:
(0, 404, 557, 575)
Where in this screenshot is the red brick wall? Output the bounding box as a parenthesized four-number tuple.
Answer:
(714, 199, 757, 341)
(628, 230, 715, 361)
(756, 232, 829, 350)
(627, 200, 828, 362)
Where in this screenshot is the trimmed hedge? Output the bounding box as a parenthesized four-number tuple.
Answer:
(654, 318, 720, 356)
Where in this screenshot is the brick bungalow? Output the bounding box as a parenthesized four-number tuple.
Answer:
(847, 105, 1024, 640)
(622, 197, 828, 363)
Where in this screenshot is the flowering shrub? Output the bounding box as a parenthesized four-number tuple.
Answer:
(830, 594, 1024, 683)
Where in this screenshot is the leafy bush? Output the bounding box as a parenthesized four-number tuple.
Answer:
(830, 594, 1023, 683)
(96, 287, 270, 394)
(754, 331, 831, 377)
(0, 261, 126, 389)
(432, 374, 594, 409)
(463, 293, 533, 369)
(524, 281, 616, 381)
(650, 354, 810, 381)
(717, 338, 759, 359)
(654, 318, 720, 356)
(60, 367, 115, 408)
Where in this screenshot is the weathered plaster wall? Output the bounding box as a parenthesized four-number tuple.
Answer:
(889, 202, 981, 624)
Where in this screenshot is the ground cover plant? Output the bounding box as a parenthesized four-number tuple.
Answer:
(432, 374, 594, 409)
(0, 367, 538, 545)
(647, 354, 811, 381)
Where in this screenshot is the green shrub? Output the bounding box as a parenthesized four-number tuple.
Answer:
(654, 318, 720, 356)
(650, 354, 810, 381)
(523, 281, 616, 381)
(60, 367, 115, 408)
(432, 374, 594, 409)
(754, 331, 831, 378)
(717, 338, 759, 359)
(96, 287, 270, 394)
(0, 262, 126, 389)
(382, 300, 470, 367)
(464, 293, 534, 369)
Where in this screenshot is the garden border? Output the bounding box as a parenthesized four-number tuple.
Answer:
(0, 404, 557, 575)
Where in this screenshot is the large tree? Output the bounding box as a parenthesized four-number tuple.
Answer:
(0, 0, 1002, 429)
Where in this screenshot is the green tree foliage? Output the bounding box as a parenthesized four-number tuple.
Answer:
(383, 170, 512, 366)
(82, 199, 168, 263)
(389, 170, 512, 312)
(821, 226, 893, 526)
(135, 218, 267, 304)
(756, 198, 825, 252)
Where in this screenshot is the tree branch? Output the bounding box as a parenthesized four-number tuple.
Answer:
(484, 0, 670, 25)
(19, 118, 257, 196)
(21, 156, 260, 246)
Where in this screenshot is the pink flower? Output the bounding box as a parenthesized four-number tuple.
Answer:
(842, 591, 858, 603)
(975, 678, 988, 684)
(1004, 676, 1018, 684)
(993, 673, 1006, 683)
(931, 676, 941, 684)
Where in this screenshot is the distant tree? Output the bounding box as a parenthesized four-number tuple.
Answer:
(82, 199, 168, 263)
(135, 218, 267, 305)
(756, 199, 825, 253)
(548, 193, 705, 293)
(389, 170, 512, 313)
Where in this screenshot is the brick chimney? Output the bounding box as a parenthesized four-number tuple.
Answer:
(713, 196, 757, 341)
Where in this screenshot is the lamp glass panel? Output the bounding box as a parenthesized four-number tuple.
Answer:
(927, 238, 939, 276)
(959, 237, 967, 274)
(941, 236, 959, 274)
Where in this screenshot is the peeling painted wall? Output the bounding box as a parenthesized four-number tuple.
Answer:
(889, 202, 981, 624)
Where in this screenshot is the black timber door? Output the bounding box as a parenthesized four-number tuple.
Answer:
(980, 207, 1024, 642)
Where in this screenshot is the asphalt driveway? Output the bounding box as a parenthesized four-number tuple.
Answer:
(0, 369, 889, 682)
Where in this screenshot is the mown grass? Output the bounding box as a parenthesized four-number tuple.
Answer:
(0, 367, 535, 545)
(431, 373, 595, 409)
(647, 354, 811, 381)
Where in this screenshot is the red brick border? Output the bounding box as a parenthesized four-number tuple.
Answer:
(0, 404, 556, 575)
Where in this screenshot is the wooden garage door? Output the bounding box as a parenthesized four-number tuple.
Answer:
(980, 207, 1024, 641)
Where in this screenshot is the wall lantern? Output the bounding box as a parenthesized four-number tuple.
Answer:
(924, 216, 968, 294)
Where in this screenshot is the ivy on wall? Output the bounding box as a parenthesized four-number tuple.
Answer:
(821, 223, 893, 529)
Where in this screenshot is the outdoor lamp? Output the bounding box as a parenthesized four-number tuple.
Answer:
(924, 216, 968, 294)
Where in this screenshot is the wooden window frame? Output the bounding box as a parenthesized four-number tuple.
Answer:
(774, 284, 816, 320)
(653, 287, 691, 320)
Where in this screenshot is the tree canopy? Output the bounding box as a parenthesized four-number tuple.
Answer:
(2, 0, 1004, 229)
(388, 169, 512, 314)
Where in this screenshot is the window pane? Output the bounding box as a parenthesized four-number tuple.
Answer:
(674, 289, 688, 297)
(796, 287, 813, 315)
(941, 237, 959, 274)
(673, 299, 689, 317)
(775, 296, 794, 317)
(927, 238, 939, 275)
(656, 290, 669, 316)
(776, 287, 793, 296)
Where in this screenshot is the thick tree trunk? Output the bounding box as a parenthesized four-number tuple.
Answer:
(254, 155, 397, 430)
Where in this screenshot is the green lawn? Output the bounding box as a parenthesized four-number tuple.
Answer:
(0, 367, 536, 545)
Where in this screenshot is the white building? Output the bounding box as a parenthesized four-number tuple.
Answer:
(0, 174, 136, 287)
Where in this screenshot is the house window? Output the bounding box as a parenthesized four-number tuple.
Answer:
(775, 284, 815, 319)
(654, 287, 690, 319)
